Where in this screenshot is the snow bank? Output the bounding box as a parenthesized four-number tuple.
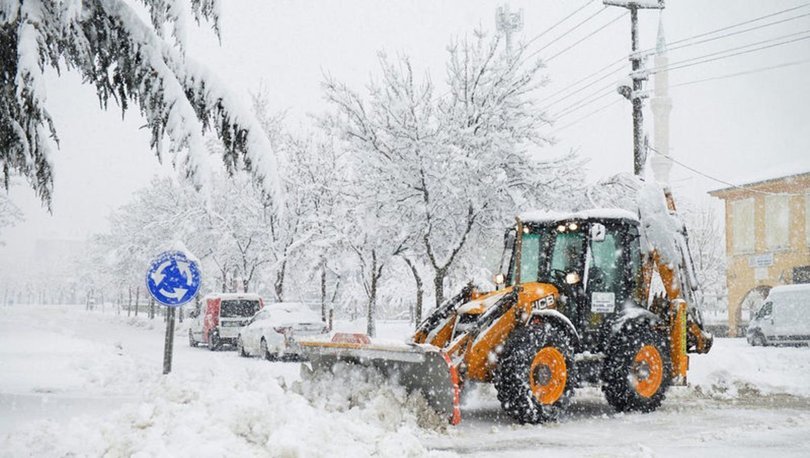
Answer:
(689, 338, 810, 399)
(3, 363, 451, 457)
(0, 306, 452, 456)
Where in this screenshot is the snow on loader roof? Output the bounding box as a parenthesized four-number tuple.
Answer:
(519, 208, 639, 223)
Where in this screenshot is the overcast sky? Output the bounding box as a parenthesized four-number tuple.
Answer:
(2, 0, 809, 268)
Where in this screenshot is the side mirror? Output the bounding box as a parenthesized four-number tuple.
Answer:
(590, 223, 606, 242)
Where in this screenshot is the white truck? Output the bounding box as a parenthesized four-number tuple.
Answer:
(747, 284, 810, 346)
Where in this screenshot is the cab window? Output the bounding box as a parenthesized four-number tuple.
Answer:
(587, 232, 620, 294)
(550, 231, 585, 274)
(519, 233, 541, 283)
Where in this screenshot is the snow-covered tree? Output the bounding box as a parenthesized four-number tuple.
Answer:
(324, 32, 583, 311)
(278, 133, 349, 317)
(90, 175, 203, 301)
(680, 200, 727, 312)
(0, 0, 282, 207)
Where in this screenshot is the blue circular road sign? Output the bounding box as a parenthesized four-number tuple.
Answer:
(146, 251, 201, 307)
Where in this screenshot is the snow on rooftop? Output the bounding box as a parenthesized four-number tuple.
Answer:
(710, 162, 810, 194)
(519, 208, 639, 223)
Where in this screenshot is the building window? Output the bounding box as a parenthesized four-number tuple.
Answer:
(731, 198, 755, 253)
(764, 194, 789, 250)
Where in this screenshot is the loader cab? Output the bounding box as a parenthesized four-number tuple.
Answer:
(502, 210, 643, 337)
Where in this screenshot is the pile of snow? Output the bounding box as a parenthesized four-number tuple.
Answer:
(3, 364, 447, 457)
(689, 338, 810, 399)
(295, 361, 448, 432)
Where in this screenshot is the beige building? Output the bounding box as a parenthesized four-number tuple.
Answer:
(709, 172, 810, 336)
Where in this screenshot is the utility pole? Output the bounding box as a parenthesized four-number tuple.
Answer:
(604, 0, 665, 175)
(496, 4, 523, 53)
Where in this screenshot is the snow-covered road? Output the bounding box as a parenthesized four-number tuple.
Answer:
(1, 304, 809, 457)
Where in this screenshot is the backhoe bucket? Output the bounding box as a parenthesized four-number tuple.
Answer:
(298, 333, 461, 425)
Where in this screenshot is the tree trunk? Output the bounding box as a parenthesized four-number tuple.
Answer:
(403, 257, 424, 326)
(135, 287, 140, 317)
(127, 287, 132, 317)
(274, 260, 287, 302)
(320, 262, 327, 322)
(367, 251, 377, 337)
(433, 268, 446, 308)
(150, 297, 155, 319)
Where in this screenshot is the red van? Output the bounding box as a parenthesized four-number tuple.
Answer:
(189, 293, 264, 350)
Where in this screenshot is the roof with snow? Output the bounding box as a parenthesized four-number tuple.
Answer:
(708, 170, 810, 198)
(519, 208, 639, 224)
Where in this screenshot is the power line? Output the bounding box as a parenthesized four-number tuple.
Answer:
(658, 11, 810, 56)
(524, 0, 596, 49)
(540, 55, 626, 106)
(556, 31, 810, 120)
(522, 6, 608, 63)
(553, 57, 810, 132)
(549, 98, 623, 135)
(641, 2, 810, 55)
(544, 4, 810, 110)
(648, 146, 805, 196)
(545, 11, 628, 63)
(652, 32, 810, 74)
(543, 64, 624, 108)
(553, 81, 617, 118)
(671, 58, 810, 88)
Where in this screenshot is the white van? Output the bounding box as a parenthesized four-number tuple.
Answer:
(747, 284, 810, 346)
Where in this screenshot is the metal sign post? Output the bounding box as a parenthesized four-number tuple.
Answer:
(163, 307, 176, 374)
(146, 250, 202, 375)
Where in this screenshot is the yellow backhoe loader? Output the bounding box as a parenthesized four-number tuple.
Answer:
(299, 186, 713, 425)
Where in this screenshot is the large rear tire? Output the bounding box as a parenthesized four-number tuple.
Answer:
(494, 325, 574, 423)
(189, 329, 198, 348)
(602, 325, 671, 413)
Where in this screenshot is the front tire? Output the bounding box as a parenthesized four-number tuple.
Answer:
(494, 325, 574, 423)
(237, 336, 248, 357)
(752, 333, 767, 347)
(261, 338, 276, 361)
(602, 325, 671, 413)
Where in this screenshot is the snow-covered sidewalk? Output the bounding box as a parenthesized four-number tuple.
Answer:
(1, 304, 809, 457)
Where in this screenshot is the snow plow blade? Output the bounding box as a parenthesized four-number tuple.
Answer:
(298, 333, 461, 425)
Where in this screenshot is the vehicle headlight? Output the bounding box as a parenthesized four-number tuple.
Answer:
(531, 294, 555, 310)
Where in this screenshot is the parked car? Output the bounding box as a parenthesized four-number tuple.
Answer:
(237, 302, 329, 360)
(189, 293, 264, 350)
(747, 284, 810, 346)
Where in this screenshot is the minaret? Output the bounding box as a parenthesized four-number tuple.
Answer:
(650, 14, 673, 184)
